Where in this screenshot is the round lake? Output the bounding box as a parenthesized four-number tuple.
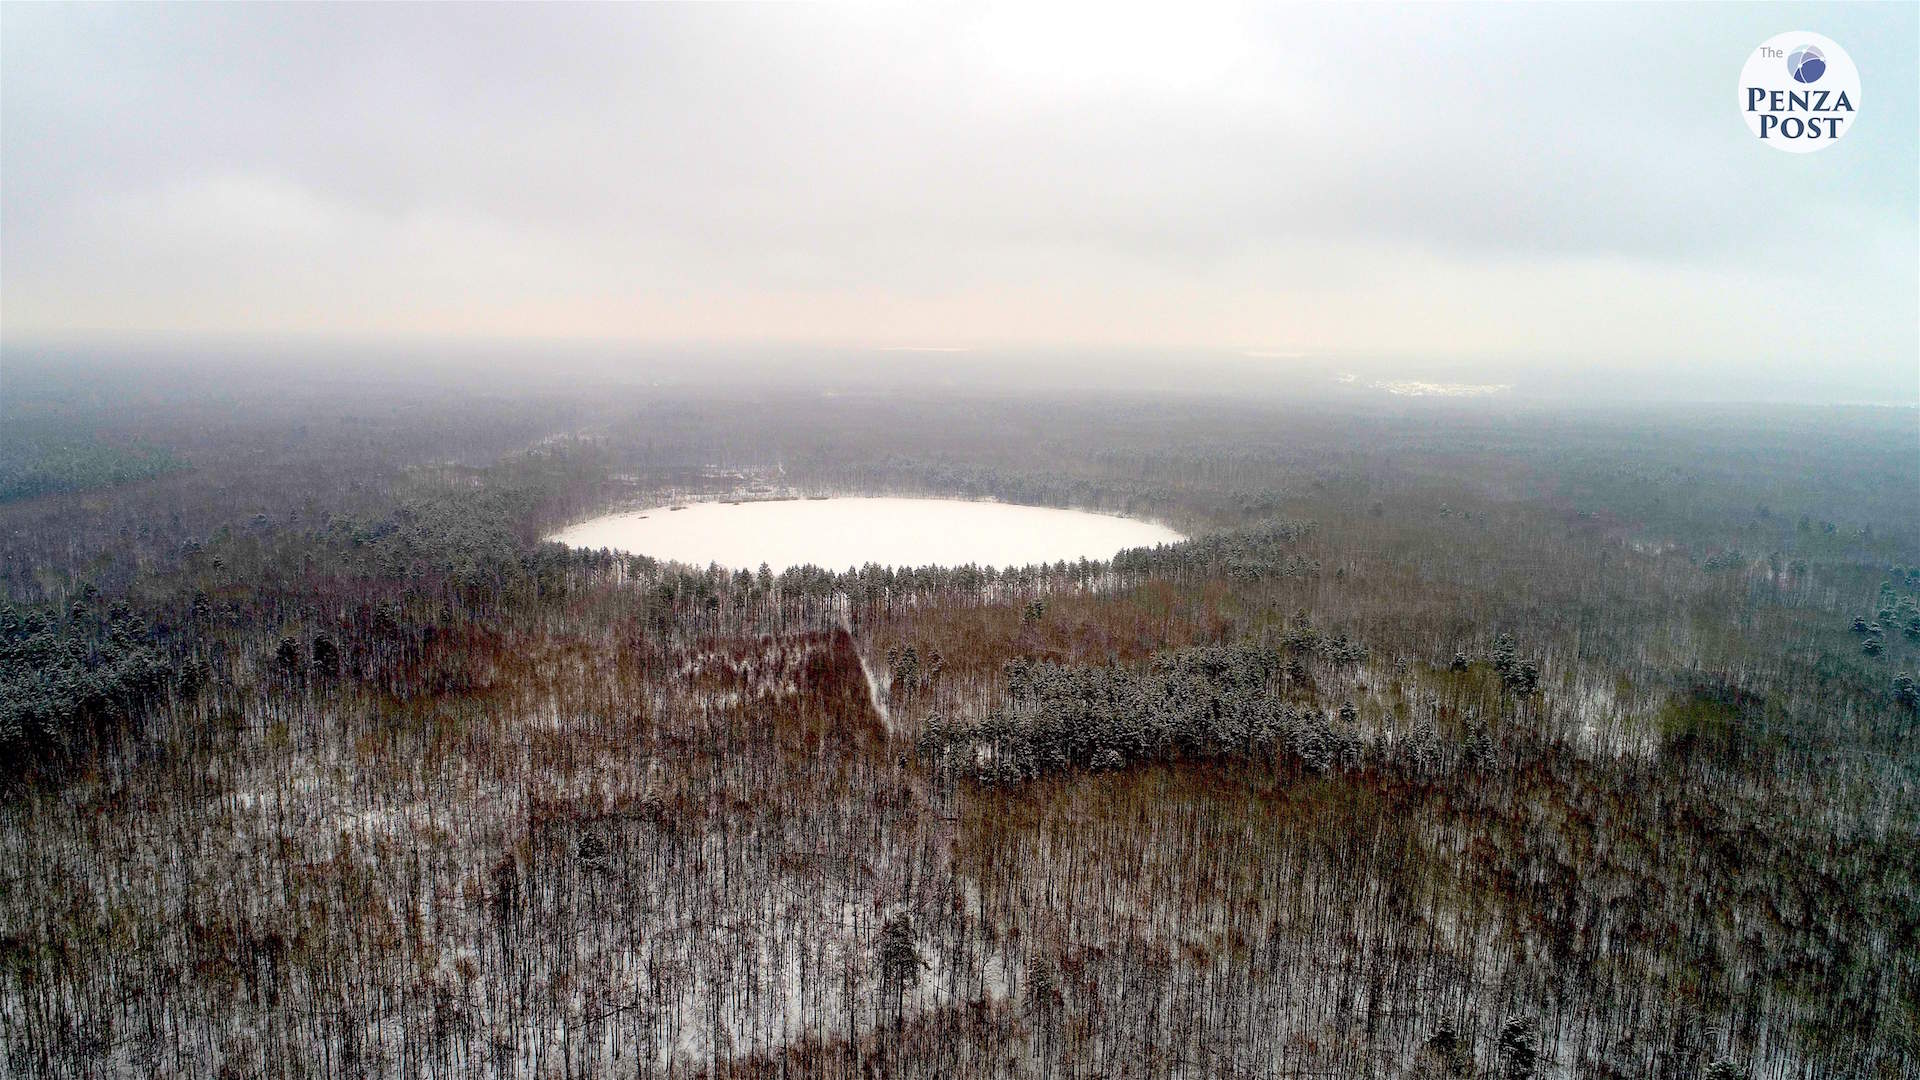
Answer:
(549, 497, 1184, 571)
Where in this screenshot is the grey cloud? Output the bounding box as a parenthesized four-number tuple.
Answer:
(2, 2, 1913, 377)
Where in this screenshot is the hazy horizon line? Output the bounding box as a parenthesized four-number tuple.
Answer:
(4, 333, 1915, 411)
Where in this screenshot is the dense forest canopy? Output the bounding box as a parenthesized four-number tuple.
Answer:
(0, 355, 1915, 1079)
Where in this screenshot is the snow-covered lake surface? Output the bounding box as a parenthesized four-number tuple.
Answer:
(549, 497, 1184, 571)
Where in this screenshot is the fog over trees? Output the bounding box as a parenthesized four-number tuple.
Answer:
(2, 5, 1916, 1076)
(0, 357, 1914, 1078)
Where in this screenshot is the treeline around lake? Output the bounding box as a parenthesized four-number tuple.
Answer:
(0, 366, 1915, 1079)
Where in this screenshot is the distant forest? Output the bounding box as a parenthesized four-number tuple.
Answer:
(0, 423, 184, 504)
(0, 358, 1915, 1079)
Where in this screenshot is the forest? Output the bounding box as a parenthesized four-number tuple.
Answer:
(0, 356, 1915, 1079)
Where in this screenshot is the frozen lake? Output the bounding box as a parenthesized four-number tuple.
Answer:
(549, 497, 1184, 571)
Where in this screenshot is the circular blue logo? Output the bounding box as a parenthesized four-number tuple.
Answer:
(1788, 45, 1826, 83)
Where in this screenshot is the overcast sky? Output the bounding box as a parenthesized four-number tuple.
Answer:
(3, 3, 1915, 397)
